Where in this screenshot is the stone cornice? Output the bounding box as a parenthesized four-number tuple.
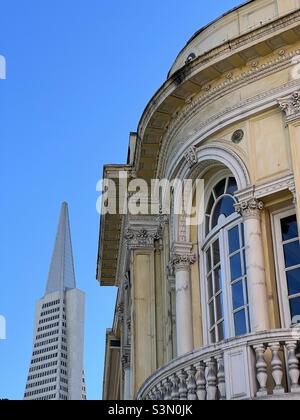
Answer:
(170, 7, 300, 77)
(235, 175, 296, 203)
(158, 51, 300, 179)
(138, 10, 300, 144)
(235, 198, 264, 219)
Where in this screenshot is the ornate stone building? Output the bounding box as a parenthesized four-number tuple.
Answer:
(98, 0, 300, 400)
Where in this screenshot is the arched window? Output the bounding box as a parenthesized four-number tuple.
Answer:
(202, 176, 251, 344)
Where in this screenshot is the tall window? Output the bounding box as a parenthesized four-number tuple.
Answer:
(203, 176, 250, 344)
(273, 209, 300, 326)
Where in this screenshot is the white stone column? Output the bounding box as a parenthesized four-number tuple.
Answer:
(122, 352, 131, 400)
(171, 243, 195, 356)
(236, 198, 270, 332)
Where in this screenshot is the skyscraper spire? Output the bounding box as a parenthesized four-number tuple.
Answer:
(24, 203, 86, 400)
(45, 202, 76, 295)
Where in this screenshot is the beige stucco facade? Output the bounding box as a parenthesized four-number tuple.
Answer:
(98, 0, 300, 400)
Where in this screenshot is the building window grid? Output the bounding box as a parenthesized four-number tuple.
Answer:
(28, 369, 58, 381)
(282, 230, 300, 314)
(227, 223, 250, 337)
(203, 176, 250, 344)
(29, 361, 58, 373)
(26, 376, 57, 389)
(32, 345, 59, 356)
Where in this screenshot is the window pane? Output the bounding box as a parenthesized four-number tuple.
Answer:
(230, 253, 242, 280)
(214, 179, 226, 198)
(232, 281, 244, 310)
(218, 322, 224, 341)
(214, 268, 222, 293)
(207, 274, 213, 299)
(210, 329, 216, 343)
(234, 310, 247, 336)
(209, 302, 215, 326)
(241, 224, 245, 247)
(287, 269, 300, 297)
(283, 241, 300, 268)
(228, 226, 240, 254)
(227, 177, 238, 195)
(243, 250, 247, 275)
(213, 240, 220, 266)
(216, 293, 224, 321)
(281, 215, 298, 242)
(206, 194, 214, 215)
(206, 249, 212, 272)
(205, 215, 210, 236)
(212, 196, 236, 228)
(290, 297, 300, 323)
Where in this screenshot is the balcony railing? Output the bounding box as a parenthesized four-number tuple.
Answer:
(137, 329, 300, 400)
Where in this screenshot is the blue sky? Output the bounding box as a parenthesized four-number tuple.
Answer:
(0, 0, 242, 400)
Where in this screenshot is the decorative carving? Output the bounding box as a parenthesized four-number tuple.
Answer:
(289, 185, 297, 204)
(117, 303, 124, 322)
(124, 272, 130, 290)
(126, 318, 131, 337)
(166, 263, 176, 292)
(124, 226, 162, 250)
(171, 254, 196, 272)
(157, 48, 300, 178)
(235, 176, 296, 203)
(121, 352, 131, 370)
(184, 146, 198, 167)
(231, 129, 244, 144)
(278, 90, 300, 121)
(235, 198, 264, 218)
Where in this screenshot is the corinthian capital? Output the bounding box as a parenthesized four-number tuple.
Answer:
(124, 226, 162, 250)
(171, 254, 196, 272)
(235, 198, 264, 219)
(278, 90, 300, 122)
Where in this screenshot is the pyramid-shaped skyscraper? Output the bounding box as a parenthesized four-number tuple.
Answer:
(24, 203, 86, 400)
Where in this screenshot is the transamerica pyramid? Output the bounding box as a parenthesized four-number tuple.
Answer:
(24, 203, 86, 400)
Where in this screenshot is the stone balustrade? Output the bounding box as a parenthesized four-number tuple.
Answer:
(137, 329, 300, 400)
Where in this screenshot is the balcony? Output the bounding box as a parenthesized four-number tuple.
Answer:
(137, 329, 300, 400)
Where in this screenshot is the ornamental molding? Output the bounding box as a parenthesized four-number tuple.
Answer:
(235, 198, 264, 219)
(138, 11, 300, 142)
(171, 242, 196, 272)
(124, 222, 163, 250)
(117, 303, 124, 323)
(278, 90, 300, 122)
(176, 142, 250, 193)
(289, 185, 297, 204)
(157, 48, 300, 178)
(121, 352, 131, 370)
(235, 175, 296, 203)
(126, 318, 132, 337)
(171, 254, 196, 273)
(184, 146, 198, 168)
